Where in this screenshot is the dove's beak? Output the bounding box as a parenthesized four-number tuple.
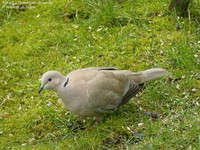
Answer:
(38, 86, 44, 94)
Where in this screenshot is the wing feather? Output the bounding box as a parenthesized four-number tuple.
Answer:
(119, 81, 144, 106)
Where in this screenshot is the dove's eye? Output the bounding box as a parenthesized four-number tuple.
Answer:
(48, 78, 52, 82)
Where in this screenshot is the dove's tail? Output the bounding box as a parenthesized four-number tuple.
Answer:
(131, 68, 167, 84)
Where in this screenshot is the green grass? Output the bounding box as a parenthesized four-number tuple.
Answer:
(0, 0, 200, 149)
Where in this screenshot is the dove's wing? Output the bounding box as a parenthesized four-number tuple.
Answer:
(67, 68, 141, 114)
(119, 81, 144, 106)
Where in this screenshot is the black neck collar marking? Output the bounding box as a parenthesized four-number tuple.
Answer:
(63, 78, 69, 87)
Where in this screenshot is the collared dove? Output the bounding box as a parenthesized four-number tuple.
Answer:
(39, 67, 167, 117)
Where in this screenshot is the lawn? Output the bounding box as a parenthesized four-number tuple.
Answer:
(0, 0, 200, 149)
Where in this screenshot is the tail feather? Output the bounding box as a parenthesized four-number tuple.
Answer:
(131, 68, 167, 83)
(141, 68, 167, 82)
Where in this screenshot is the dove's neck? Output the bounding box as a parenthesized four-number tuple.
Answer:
(53, 76, 67, 93)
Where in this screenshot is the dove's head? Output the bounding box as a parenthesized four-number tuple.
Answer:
(38, 71, 65, 94)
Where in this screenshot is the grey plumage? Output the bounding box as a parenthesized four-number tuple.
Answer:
(39, 67, 167, 117)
